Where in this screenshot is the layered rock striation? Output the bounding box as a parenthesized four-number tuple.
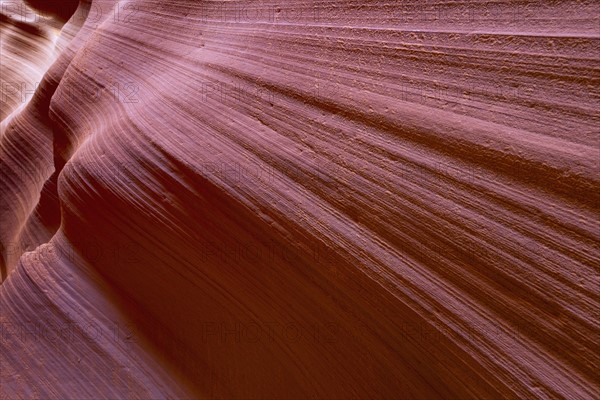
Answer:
(1, 1, 599, 399)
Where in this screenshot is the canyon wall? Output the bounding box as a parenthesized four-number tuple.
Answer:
(1, 1, 599, 399)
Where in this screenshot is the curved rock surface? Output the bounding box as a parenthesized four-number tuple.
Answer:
(1, 1, 599, 399)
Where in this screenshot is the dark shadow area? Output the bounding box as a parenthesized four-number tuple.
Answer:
(25, 0, 79, 23)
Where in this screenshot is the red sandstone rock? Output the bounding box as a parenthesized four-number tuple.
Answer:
(1, 1, 599, 399)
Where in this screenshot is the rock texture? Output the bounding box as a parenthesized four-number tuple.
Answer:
(1, 1, 599, 399)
